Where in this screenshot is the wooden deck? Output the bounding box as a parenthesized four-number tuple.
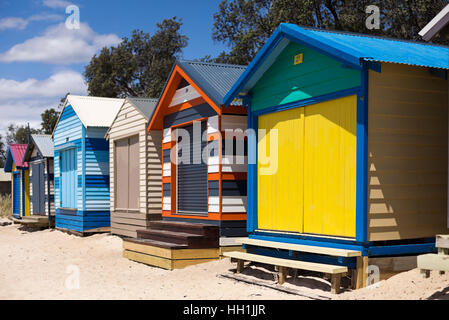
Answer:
(122, 221, 221, 270)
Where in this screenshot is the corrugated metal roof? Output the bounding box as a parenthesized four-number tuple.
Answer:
(224, 23, 449, 105)
(303, 26, 449, 69)
(65, 95, 125, 128)
(4, 144, 28, 172)
(31, 134, 53, 158)
(127, 97, 159, 120)
(0, 170, 11, 182)
(178, 60, 247, 106)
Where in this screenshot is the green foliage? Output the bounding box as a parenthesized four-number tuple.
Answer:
(41, 108, 60, 135)
(0, 134, 5, 168)
(84, 17, 188, 99)
(212, 0, 449, 65)
(6, 124, 40, 145)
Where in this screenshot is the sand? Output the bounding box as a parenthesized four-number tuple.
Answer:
(1, 220, 448, 300)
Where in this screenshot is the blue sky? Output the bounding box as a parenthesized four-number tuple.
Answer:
(0, 0, 228, 134)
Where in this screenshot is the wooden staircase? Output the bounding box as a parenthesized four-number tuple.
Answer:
(123, 221, 221, 270)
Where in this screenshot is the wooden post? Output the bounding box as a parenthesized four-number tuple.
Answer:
(236, 259, 245, 274)
(331, 274, 342, 294)
(278, 266, 287, 285)
(355, 256, 369, 289)
(420, 269, 431, 278)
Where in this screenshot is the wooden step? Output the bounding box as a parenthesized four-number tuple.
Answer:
(224, 251, 348, 294)
(126, 238, 189, 250)
(149, 221, 218, 238)
(236, 238, 361, 257)
(137, 229, 219, 249)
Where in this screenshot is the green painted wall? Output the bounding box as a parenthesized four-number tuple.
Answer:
(250, 42, 361, 112)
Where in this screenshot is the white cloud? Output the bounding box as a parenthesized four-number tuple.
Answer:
(42, 0, 73, 9)
(0, 70, 87, 134)
(0, 14, 63, 31)
(0, 22, 121, 64)
(0, 17, 29, 31)
(0, 70, 87, 99)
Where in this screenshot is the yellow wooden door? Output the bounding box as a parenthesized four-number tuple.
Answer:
(257, 95, 357, 238)
(303, 95, 357, 237)
(258, 108, 304, 232)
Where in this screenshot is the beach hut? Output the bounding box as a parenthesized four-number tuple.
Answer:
(22, 134, 54, 227)
(122, 60, 247, 270)
(223, 24, 449, 291)
(105, 97, 162, 238)
(53, 95, 124, 235)
(4, 144, 29, 218)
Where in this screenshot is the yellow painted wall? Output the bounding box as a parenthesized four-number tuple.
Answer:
(257, 95, 357, 238)
(258, 108, 304, 232)
(367, 63, 448, 241)
(24, 169, 30, 217)
(303, 95, 357, 238)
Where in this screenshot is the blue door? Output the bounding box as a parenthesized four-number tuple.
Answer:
(60, 148, 77, 209)
(12, 172, 21, 217)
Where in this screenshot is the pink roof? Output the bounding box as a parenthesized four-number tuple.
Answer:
(10, 144, 28, 168)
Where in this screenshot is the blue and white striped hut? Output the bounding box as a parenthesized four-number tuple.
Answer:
(53, 95, 124, 235)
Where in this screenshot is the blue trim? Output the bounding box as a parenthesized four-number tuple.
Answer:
(368, 242, 436, 256)
(365, 61, 381, 73)
(250, 233, 369, 255)
(355, 66, 369, 243)
(55, 142, 77, 152)
(82, 126, 86, 211)
(253, 87, 361, 116)
(246, 96, 257, 233)
(224, 23, 363, 106)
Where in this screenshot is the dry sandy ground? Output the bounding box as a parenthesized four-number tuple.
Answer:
(1, 219, 449, 300)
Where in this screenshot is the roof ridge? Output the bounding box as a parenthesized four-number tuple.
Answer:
(178, 59, 247, 69)
(299, 25, 449, 49)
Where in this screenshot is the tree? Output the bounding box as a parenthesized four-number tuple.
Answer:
(40, 94, 67, 135)
(0, 134, 6, 168)
(6, 124, 40, 145)
(84, 17, 189, 99)
(211, 0, 449, 65)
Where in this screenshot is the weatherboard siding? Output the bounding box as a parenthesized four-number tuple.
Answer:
(54, 104, 112, 232)
(367, 63, 449, 241)
(108, 100, 162, 238)
(250, 41, 361, 112)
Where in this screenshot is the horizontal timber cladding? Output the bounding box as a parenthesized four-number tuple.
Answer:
(367, 63, 449, 241)
(146, 130, 163, 215)
(177, 121, 208, 215)
(31, 162, 45, 214)
(54, 103, 112, 232)
(108, 100, 163, 238)
(209, 180, 247, 214)
(250, 41, 361, 113)
(163, 103, 217, 128)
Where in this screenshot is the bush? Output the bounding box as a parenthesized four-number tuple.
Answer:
(0, 194, 11, 217)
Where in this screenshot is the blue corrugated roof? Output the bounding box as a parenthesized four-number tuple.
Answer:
(304, 26, 449, 69)
(224, 23, 449, 105)
(178, 60, 247, 107)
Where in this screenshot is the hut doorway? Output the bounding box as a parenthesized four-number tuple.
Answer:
(59, 148, 77, 209)
(257, 95, 357, 238)
(176, 121, 208, 215)
(31, 162, 45, 215)
(12, 172, 21, 216)
(114, 135, 140, 211)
